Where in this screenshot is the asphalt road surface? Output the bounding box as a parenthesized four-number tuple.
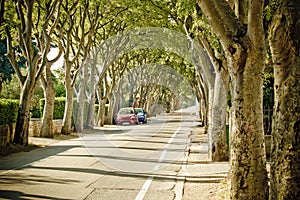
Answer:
(0, 108, 198, 200)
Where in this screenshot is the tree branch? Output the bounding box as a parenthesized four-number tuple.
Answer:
(239, 0, 248, 24)
(5, 27, 26, 84)
(197, 0, 246, 49)
(248, 0, 265, 48)
(36, 0, 63, 81)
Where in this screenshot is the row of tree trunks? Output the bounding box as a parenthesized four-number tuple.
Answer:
(194, 73, 208, 128)
(60, 0, 93, 135)
(197, 0, 269, 199)
(195, 34, 230, 161)
(194, 0, 300, 198)
(106, 64, 115, 125)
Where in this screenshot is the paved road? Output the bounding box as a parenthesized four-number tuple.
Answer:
(0, 110, 198, 200)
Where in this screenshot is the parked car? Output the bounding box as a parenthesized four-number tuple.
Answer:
(135, 108, 147, 123)
(115, 107, 138, 125)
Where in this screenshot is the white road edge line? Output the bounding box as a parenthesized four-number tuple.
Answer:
(135, 175, 154, 200)
(135, 126, 181, 200)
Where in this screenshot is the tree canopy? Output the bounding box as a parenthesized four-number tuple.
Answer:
(0, 0, 299, 199)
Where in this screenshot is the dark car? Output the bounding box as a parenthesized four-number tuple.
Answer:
(115, 107, 138, 125)
(135, 108, 147, 123)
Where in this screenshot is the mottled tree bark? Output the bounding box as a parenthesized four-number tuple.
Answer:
(13, 80, 35, 145)
(106, 93, 114, 125)
(75, 60, 89, 132)
(86, 59, 97, 128)
(197, 34, 229, 161)
(268, 1, 300, 199)
(98, 97, 107, 127)
(61, 60, 73, 134)
(195, 73, 208, 128)
(40, 64, 56, 138)
(229, 47, 268, 199)
(198, 0, 268, 198)
(211, 72, 229, 161)
(40, 44, 62, 138)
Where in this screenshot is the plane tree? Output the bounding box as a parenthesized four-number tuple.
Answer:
(105, 56, 129, 125)
(72, 4, 108, 132)
(196, 0, 268, 199)
(57, 0, 117, 133)
(94, 24, 132, 126)
(57, 0, 90, 134)
(194, 1, 300, 198)
(2, 0, 62, 145)
(39, 40, 63, 138)
(194, 25, 230, 161)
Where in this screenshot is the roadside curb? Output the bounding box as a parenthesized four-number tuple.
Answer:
(174, 126, 193, 200)
(177, 125, 230, 200)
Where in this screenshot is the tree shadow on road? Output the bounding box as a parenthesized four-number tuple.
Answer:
(0, 189, 72, 200)
(0, 145, 81, 170)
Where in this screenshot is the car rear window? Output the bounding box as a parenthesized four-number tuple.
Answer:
(119, 109, 134, 114)
(135, 108, 143, 113)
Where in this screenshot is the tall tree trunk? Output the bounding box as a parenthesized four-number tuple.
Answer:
(75, 84, 86, 132)
(40, 44, 62, 138)
(40, 63, 56, 138)
(196, 34, 230, 160)
(98, 97, 107, 127)
(13, 80, 35, 145)
(59, 0, 92, 134)
(268, 1, 300, 199)
(207, 87, 214, 156)
(201, 99, 206, 125)
(198, 74, 209, 128)
(193, 77, 207, 126)
(128, 75, 134, 107)
(86, 64, 96, 128)
(96, 82, 106, 127)
(61, 62, 73, 134)
(211, 72, 229, 161)
(112, 80, 122, 123)
(75, 61, 89, 132)
(229, 49, 268, 199)
(106, 93, 114, 125)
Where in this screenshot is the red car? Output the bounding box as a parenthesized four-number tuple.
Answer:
(115, 107, 138, 125)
